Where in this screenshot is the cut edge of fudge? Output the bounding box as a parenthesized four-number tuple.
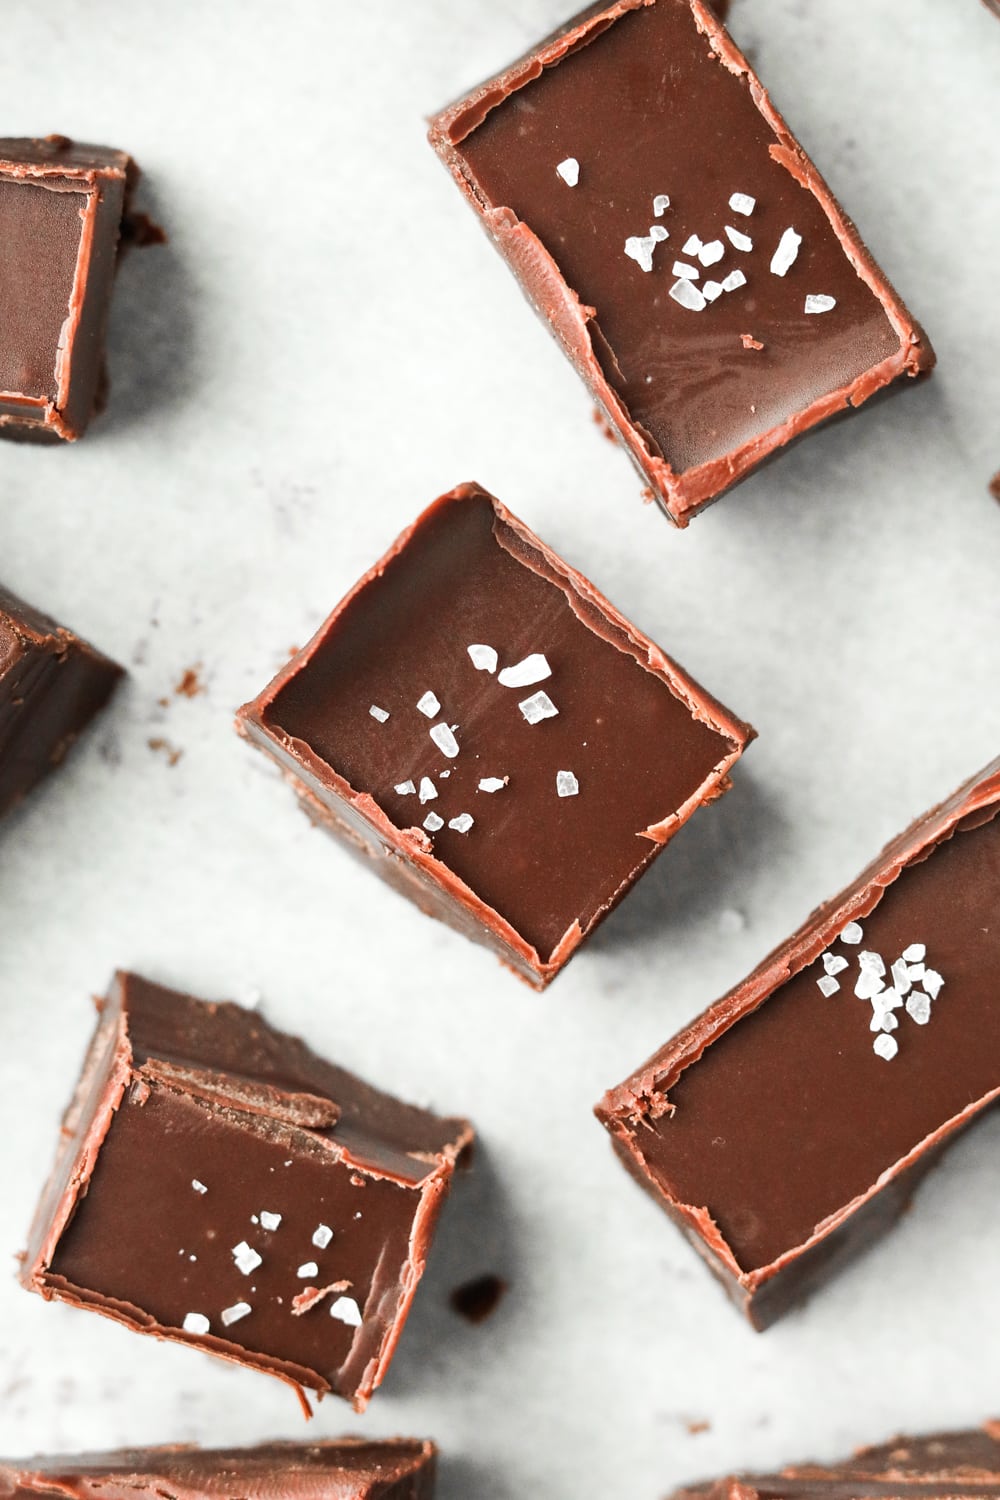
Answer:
(596, 754, 1000, 1327)
(20, 972, 474, 1412)
(427, 0, 935, 527)
(236, 480, 755, 988)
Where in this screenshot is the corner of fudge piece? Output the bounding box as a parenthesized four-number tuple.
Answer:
(597, 755, 1000, 1328)
(0, 584, 123, 819)
(236, 480, 754, 987)
(21, 971, 473, 1411)
(0, 135, 134, 442)
(428, 1, 934, 525)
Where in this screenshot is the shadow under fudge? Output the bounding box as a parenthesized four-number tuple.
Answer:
(597, 756, 1000, 1328)
(236, 482, 754, 988)
(428, 0, 934, 526)
(20, 972, 473, 1412)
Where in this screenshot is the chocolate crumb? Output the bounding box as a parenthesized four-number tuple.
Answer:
(989, 471, 1000, 503)
(591, 407, 618, 445)
(741, 333, 764, 350)
(148, 737, 183, 767)
(120, 210, 168, 249)
(686, 1419, 711, 1435)
(449, 1273, 508, 1324)
(174, 665, 204, 698)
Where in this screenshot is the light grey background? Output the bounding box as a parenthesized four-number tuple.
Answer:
(1, 2, 998, 1496)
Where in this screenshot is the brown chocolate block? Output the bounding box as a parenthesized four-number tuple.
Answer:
(0, 136, 132, 442)
(237, 482, 754, 988)
(671, 1424, 1000, 1500)
(597, 757, 1000, 1328)
(0, 585, 122, 819)
(428, 0, 934, 526)
(21, 972, 473, 1411)
(0, 1440, 437, 1500)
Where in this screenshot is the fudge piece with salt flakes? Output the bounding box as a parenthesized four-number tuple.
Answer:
(597, 756, 1000, 1329)
(0, 1440, 438, 1500)
(236, 481, 754, 988)
(428, 0, 934, 526)
(21, 972, 473, 1411)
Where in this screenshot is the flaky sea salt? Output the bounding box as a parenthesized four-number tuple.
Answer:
(653, 193, 671, 216)
(906, 993, 932, 1025)
(449, 813, 474, 833)
(903, 943, 926, 962)
(770, 227, 802, 276)
(683, 234, 703, 256)
(430, 723, 460, 758)
(625, 235, 658, 273)
(191, 1179, 207, 1194)
(822, 953, 848, 977)
(498, 653, 551, 689)
(418, 776, 437, 803)
(698, 239, 725, 267)
(805, 294, 836, 314)
(672, 261, 700, 281)
(922, 968, 944, 999)
(183, 1312, 210, 1334)
(467, 644, 498, 673)
(519, 691, 559, 723)
(556, 771, 579, 798)
(312, 1224, 333, 1249)
(369, 705, 389, 723)
(725, 225, 753, 252)
(670, 278, 707, 312)
(259, 1211, 282, 1231)
(840, 921, 863, 944)
(873, 1033, 898, 1061)
(330, 1295, 363, 1327)
(297, 1262, 319, 1279)
(417, 691, 440, 718)
(729, 192, 756, 216)
(424, 811, 444, 832)
(478, 777, 507, 793)
(556, 157, 580, 186)
(232, 1241, 262, 1275)
(395, 780, 416, 796)
(702, 281, 724, 303)
(721, 269, 747, 293)
(221, 1302, 252, 1327)
(817, 975, 840, 997)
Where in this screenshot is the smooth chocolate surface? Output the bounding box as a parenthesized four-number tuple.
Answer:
(598, 757, 1000, 1327)
(429, 0, 934, 525)
(0, 584, 122, 820)
(0, 136, 131, 441)
(0, 1440, 437, 1500)
(237, 482, 753, 986)
(22, 973, 473, 1410)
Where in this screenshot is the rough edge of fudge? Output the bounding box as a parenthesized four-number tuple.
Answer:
(0, 1439, 438, 1500)
(236, 480, 755, 989)
(427, 0, 935, 527)
(0, 136, 133, 442)
(596, 754, 1000, 1328)
(0, 583, 123, 818)
(19, 972, 474, 1412)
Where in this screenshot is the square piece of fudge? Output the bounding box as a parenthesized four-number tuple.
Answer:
(429, 1, 934, 526)
(0, 584, 122, 820)
(597, 757, 1000, 1328)
(237, 482, 753, 988)
(0, 135, 132, 442)
(21, 972, 473, 1411)
(0, 1441, 437, 1500)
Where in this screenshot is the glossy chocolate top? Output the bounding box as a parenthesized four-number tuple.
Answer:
(254, 485, 745, 961)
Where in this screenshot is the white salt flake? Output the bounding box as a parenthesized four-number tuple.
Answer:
(903, 943, 926, 963)
(817, 975, 840, 997)
(922, 968, 944, 999)
(417, 691, 440, 718)
(729, 192, 756, 216)
(770, 227, 802, 277)
(330, 1295, 363, 1328)
(653, 193, 671, 216)
(448, 813, 474, 833)
(498, 653, 551, 689)
(672, 261, 700, 281)
(440, 769, 450, 778)
(369, 705, 389, 723)
(556, 770, 580, 798)
(191, 1179, 208, 1194)
(418, 776, 437, 804)
(297, 1262, 319, 1279)
(519, 691, 559, 724)
(312, 1224, 333, 1249)
(221, 1301, 252, 1327)
(232, 1242, 262, 1275)
(840, 921, 864, 945)
(683, 234, 703, 256)
(625, 235, 658, 273)
(556, 157, 580, 187)
(873, 1033, 898, 1061)
(394, 780, 416, 796)
(725, 225, 753, 252)
(702, 281, 724, 303)
(250, 1215, 258, 1224)
(430, 722, 460, 758)
(259, 1211, 282, 1231)
(478, 777, 507, 793)
(859, 951, 886, 976)
(698, 239, 725, 267)
(670, 278, 707, 312)
(907, 962, 926, 983)
(183, 1312, 210, 1335)
(906, 993, 932, 1025)
(855, 970, 885, 1001)
(721, 269, 747, 292)
(467, 644, 498, 673)
(805, 294, 837, 314)
(649, 225, 669, 243)
(822, 953, 848, 977)
(870, 1010, 899, 1033)
(423, 811, 444, 832)
(891, 959, 912, 996)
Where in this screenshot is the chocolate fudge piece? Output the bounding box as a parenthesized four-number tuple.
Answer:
(21, 972, 473, 1411)
(671, 1425, 1000, 1500)
(0, 585, 122, 819)
(429, 1, 934, 526)
(597, 757, 1000, 1328)
(237, 482, 753, 988)
(0, 136, 131, 442)
(0, 1441, 437, 1500)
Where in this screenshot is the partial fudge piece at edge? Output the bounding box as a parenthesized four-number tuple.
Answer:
(21, 972, 473, 1412)
(597, 756, 1000, 1329)
(671, 1424, 1000, 1500)
(0, 1440, 437, 1500)
(236, 481, 754, 988)
(428, 0, 934, 527)
(0, 135, 132, 442)
(0, 584, 123, 819)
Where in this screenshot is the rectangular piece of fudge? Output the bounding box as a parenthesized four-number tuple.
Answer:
(428, 1, 934, 526)
(21, 972, 473, 1411)
(0, 135, 131, 442)
(0, 1440, 437, 1500)
(0, 585, 122, 819)
(237, 482, 753, 988)
(597, 757, 1000, 1328)
(671, 1425, 1000, 1500)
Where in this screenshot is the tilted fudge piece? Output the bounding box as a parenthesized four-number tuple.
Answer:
(671, 1424, 1000, 1500)
(237, 481, 753, 988)
(429, 0, 934, 526)
(0, 135, 132, 441)
(21, 972, 473, 1411)
(597, 757, 1000, 1328)
(0, 1440, 437, 1500)
(0, 584, 122, 819)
